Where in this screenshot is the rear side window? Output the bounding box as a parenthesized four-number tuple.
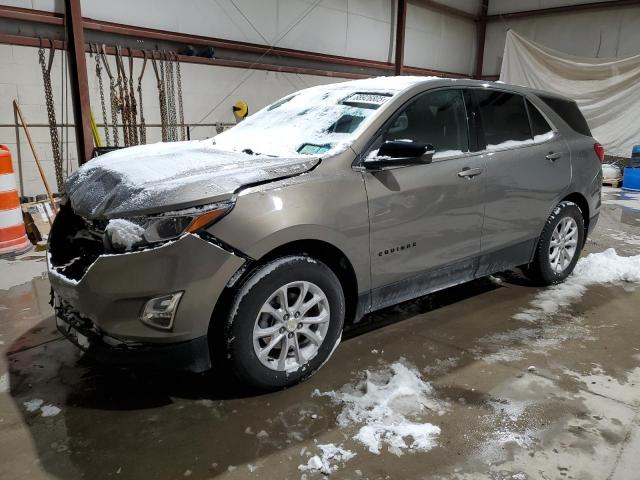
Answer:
(475, 91, 531, 148)
(526, 100, 553, 138)
(385, 89, 469, 157)
(538, 95, 591, 136)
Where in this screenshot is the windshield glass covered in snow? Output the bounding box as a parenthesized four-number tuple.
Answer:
(213, 77, 429, 157)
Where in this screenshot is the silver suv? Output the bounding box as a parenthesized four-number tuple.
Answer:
(49, 77, 603, 389)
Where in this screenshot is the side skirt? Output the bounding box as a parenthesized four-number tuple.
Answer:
(370, 257, 479, 312)
(357, 238, 538, 319)
(475, 238, 537, 278)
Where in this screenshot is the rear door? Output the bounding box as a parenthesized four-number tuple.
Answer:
(362, 88, 486, 309)
(471, 89, 571, 273)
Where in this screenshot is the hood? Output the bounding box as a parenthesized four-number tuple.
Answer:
(66, 140, 319, 219)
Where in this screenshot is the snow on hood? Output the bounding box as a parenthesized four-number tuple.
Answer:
(66, 139, 319, 219)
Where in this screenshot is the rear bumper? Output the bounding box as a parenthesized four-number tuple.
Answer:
(55, 304, 210, 372)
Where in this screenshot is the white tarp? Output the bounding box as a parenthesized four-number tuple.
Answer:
(500, 30, 640, 157)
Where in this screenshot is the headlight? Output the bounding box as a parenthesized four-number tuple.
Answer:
(105, 201, 233, 251)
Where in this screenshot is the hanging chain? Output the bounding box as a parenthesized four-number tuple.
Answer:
(138, 51, 148, 145)
(170, 54, 178, 141)
(100, 44, 120, 146)
(127, 48, 139, 145)
(116, 47, 132, 147)
(164, 52, 177, 141)
(174, 53, 186, 141)
(94, 44, 110, 146)
(114, 47, 125, 145)
(160, 54, 169, 141)
(152, 52, 168, 142)
(38, 39, 64, 192)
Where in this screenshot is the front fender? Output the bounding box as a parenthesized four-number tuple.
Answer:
(206, 163, 371, 293)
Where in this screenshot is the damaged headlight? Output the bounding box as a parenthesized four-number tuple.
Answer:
(104, 201, 234, 251)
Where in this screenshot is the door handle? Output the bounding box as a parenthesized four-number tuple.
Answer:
(546, 152, 562, 162)
(457, 167, 483, 179)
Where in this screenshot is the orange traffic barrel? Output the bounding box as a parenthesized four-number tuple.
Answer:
(0, 145, 31, 258)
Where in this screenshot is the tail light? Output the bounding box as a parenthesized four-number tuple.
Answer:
(594, 142, 605, 162)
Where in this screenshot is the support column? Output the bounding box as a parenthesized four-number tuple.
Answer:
(474, 0, 489, 79)
(395, 0, 407, 75)
(64, 0, 93, 164)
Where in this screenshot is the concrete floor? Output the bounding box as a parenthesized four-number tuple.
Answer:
(1, 186, 639, 480)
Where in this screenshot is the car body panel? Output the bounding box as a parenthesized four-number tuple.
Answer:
(362, 152, 486, 295)
(207, 149, 372, 294)
(479, 134, 572, 257)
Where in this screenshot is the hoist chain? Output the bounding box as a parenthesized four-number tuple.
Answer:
(160, 55, 169, 141)
(152, 52, 168, 142)
(138, 51, 148, 145)
(100, 44, 120, 146)
(116, 47, 131, 147)
(93, 44, 110, 146)
(127, 48, 139, 145)
(165, 53, 177, 141)
(174, 53, 186, 141)
(38, 39, 64, 192)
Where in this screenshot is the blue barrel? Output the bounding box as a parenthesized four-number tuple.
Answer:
(623, 167, 640, 191)
(623, 144, 640, 191)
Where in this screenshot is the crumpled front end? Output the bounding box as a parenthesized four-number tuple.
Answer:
(47, 203, 246, 371)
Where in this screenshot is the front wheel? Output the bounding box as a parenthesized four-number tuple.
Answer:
(224, 255, 345, 390)
(523, 201, 585, 285)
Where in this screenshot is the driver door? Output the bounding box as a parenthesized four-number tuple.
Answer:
(361, 88, 487, 309)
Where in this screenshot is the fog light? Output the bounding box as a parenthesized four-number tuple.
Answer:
(140, 292, 183, 330)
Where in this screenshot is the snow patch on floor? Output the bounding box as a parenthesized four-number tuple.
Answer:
(24, 398, 44, 412)
(423, 356, 460, 376)
(604, 228, 640, 246)
(602, 190, 640, 211)
(40, 404, 61, 417)
(298, 443, 355, 475)
(24, 398, 61, 417)
(513, 248, 640, 322)
(477, 374, 557, 464)
(475, 318, 594, 364)
(564, 364, 640, 407)
(315, 360, 444, 456)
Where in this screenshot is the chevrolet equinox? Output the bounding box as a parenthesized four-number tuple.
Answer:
(49, 77, 603, 389)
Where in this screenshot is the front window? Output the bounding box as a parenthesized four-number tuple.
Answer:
(213, 88, 392, 157)
(382, 89, 470, 158)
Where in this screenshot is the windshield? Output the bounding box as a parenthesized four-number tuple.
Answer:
(213, 86, 395, 157)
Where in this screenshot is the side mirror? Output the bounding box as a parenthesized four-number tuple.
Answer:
(365, 141, 435, 170)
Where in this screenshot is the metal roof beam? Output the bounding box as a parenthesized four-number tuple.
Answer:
(408, 0, 479, 21)
(488, 0, 640, 20)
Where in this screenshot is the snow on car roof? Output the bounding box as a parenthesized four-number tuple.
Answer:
(308, 75, 437, 93)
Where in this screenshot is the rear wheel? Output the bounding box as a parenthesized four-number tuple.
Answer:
(224, 255, 344, 390)
(523, 201, 585, 285)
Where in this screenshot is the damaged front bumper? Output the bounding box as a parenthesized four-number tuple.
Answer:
(54, 299, 211, 372)
(48, 205, 246, 372)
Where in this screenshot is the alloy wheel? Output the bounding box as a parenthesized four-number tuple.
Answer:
(252, 281, 330, 371)
(549, 217, 579, 273)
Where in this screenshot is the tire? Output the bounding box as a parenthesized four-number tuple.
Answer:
(224, 255, 345, 390)
(523, 201, 585, 286)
